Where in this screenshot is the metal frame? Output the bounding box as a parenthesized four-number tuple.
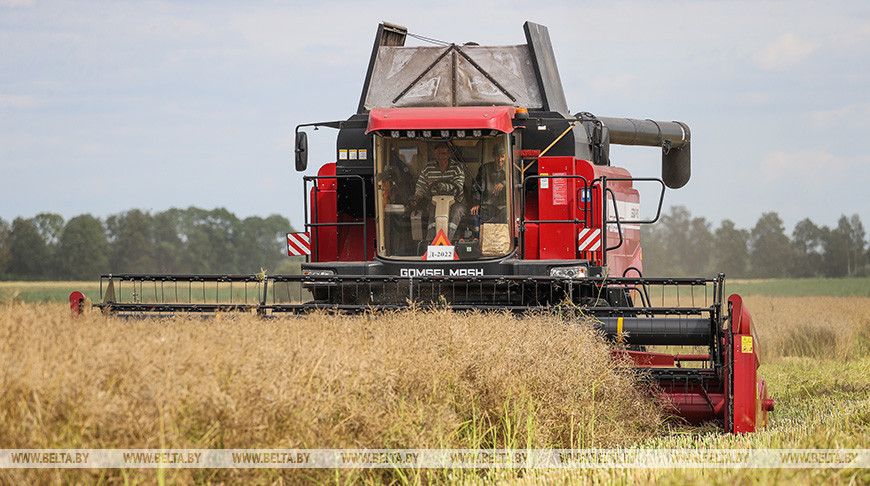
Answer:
(519, 173, 591, 258)
(304, 173, 369, 262)
(94, 273, 723, 318)
(596, 175, 666, 266)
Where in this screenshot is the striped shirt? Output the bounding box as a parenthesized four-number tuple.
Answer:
(414, 160, 465, 200)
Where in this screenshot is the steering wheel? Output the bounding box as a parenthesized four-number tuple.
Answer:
(432, 179, 463, 197)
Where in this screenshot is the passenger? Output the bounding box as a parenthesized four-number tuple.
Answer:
(471, 145, 508, 223)
(410, 143, 466, 241)
(382, 147, 414, 204)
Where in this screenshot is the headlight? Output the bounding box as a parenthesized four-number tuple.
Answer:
(302, 269, 335, 276)
(549, 265, 587, 279)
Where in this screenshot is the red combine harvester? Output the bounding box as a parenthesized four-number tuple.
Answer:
(78, 22, 773, 433)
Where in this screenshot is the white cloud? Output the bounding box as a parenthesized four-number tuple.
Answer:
(79, 143, 104, 155)
(0, 95, 39, 109)
(754, 33, 818, 70)
(804, 103, 870, 130)
(758, 148, 868, 190)
(586, 73, 639, 96)
(830, 23, 870, 48)
(0, 0, 35, 6)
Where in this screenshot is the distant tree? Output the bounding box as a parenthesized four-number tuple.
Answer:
(57, 215, 110, 280)
(848, 214, 866, 276)
(687, 216, 714, 275)
(31, 213, 65, 247)
(824, 214, 867, 277)
(152, 210, 183, 273)
(0, 207, 299, 279)
(175, 207, 242, 273)
(791, 218, 825, 277)
(106, 209, 155, 272)
(824, 216, 851, 277)
(661, 206, 692, 274)
(640, 224, 667, 276)
(648, 206, 713, 276)
(749, 212, 792, 278)
(713, 219, 749, 279)
(7, 217, 50, 278)
(0, 218, 10, 277)
(237, 215, 294, 273)
(30, 213, 66, 278)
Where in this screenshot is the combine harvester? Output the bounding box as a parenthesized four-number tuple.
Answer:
(72, 22, 773, 433)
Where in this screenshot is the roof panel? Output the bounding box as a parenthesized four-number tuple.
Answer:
(366, 106, 516, 133)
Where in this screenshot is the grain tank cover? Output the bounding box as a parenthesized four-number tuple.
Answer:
(359, 22, 569, 115)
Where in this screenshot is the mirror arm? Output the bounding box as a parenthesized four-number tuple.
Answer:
(294, 120, 345, 172)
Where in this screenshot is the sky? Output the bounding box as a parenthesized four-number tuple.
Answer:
(1, 0, 868, 235)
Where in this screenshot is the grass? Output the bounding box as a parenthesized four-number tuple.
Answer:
(0, 279, 308, 306)
(2, 275, 866, 306)
(1, 278, 868, 484)
(0, 281, 102, 304)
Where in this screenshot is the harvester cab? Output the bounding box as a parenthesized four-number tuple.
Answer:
(83, 21, 773, 434)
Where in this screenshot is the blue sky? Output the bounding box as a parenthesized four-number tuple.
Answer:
(1, 0, 868, 234)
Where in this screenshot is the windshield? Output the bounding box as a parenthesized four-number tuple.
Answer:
(374, 133, 513, 260)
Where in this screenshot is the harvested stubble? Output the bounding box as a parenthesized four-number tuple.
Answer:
(0, 303, 661, 484)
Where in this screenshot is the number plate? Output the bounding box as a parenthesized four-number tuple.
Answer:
(426, 245, 455, 261)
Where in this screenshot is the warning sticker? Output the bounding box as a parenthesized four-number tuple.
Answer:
(741, 335, 753, 354)
(552, 173, 567, 205)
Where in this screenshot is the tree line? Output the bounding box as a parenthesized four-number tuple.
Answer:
(0, 208, 295, 280)
(1, 205, 866, 281)
(641, 207, 868, 278)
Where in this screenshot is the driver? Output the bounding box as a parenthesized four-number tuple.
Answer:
(411, 143, 466, 241)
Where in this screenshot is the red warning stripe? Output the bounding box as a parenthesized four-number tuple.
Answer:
(578, 228, 601, 252)
(287, 232, 311, 256)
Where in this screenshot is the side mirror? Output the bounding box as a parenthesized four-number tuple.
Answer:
(592, 125, 610, 165)
(295, 131, 308, 171)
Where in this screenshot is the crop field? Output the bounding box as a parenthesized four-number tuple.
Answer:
(1, 280, 869, 484)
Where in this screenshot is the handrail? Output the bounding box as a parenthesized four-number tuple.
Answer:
(304, 173, 369, 262)
(519, 174, 590, 258)
(595, 176, 667, 266)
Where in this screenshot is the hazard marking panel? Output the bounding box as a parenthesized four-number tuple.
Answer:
(423, 229, 457, 261)
(287, 232, 311, 256)
(578, 228, 601, 252)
